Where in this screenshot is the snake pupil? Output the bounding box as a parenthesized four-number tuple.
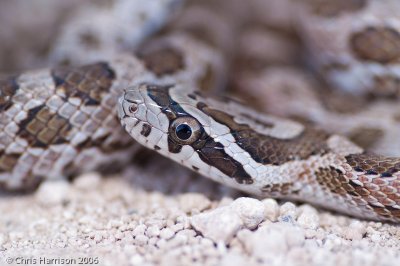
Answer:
(175, 124, 192, 140)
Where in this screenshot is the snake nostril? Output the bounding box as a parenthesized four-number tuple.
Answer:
(129, 104, 138, 113)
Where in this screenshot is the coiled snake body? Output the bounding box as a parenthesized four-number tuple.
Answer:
(2, 0, 400, 223)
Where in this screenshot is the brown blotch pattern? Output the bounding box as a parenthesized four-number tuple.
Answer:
(315, 165, 400, 220)
(318, 89, 367, 114)
(372, 74, 400, 98)
(137, 44, 184, 77)
(315, 167, 354, 196)
(17, 105, 71, 147)
(0, 152, 21, 173)
(348, 127, 384, 150)
(350, 27, 400, 64)
(52, 62, 116, 106)
(75, 129, 131, 154)
(262, 182, 299, 196)
(345, 153, 400, 177)
(303, 0, 366, 17)
(0, 76, 19, 111)
(197, 102, 330, 165)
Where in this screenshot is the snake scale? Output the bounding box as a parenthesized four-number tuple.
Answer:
(1, 0, 400, 223)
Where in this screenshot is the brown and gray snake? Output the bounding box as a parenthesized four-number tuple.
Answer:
(1, 0, 400, 223)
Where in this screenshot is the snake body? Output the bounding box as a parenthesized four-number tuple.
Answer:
(0, 34, 224, 190)
(118, 84, 400, 223)
(1, 0, 400, 222)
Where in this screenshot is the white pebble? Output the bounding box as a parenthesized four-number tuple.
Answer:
(190, 205, 242, 243)
(134, 234, 148, 246)
(262, 198, 280, 221)
(146, 225, 161, 238)
(160, 228, 175, 240)
(230, 197, 266, 229)
(178, 193, 211, 213)
(190, 198, 265, 243)
(73, 172, 101, 190)
(342, 220, 367, 240)
(35, 180, 70, 206)
(130, 254, 144, 266)
(297, 205, 319, 229)
(132, 224, 147, 236)
(279, 202, 298, 221)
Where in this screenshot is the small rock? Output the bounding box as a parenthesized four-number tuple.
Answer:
(190, 205, 242, 243)
(220, 251, 248, 266)
(342, 220, 367, 240)
(130, 254, 144, 266)
(35, 180, 70, 206)
(262, 198, 279, 221)
(190, 198, 265, 243)
(279, 202, 298, 222)
(160, 228, 175, 240)
(134, 234, 148, 246)
(297, 205, 319, 229)
(178, 193, 211, 213)
(73, 172, 101, 190)
(146, 225, 161, 238)
(132, 224, 147, 236)
(230, 197, 266, 229)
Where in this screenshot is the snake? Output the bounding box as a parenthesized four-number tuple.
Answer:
(1, 0, 400, 223)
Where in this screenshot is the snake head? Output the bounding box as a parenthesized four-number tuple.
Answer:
(118, 83, 211, 156)
(118, 83, 258, 188)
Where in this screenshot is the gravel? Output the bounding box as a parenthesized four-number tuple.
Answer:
(1, 158, 400, 266)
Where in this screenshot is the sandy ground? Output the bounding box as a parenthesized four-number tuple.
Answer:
(1, 155, 400, 266)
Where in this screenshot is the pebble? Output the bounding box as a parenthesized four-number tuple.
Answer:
(73, 172, 101, 190)
(35, 180, 70, 206)
(279, 202, 298, 221)
(178, 193, 211, 213)
(297, 205, 320, 229)
(262, 198, 280, 221)
(190, 197, 265, 243)
(146, 225, 161, 238)
(230, 197, 266, 229)
(160, 228, 175, 240)
(342, 220, 367, 240)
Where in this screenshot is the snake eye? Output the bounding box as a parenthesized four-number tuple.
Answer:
(170, 117, 202, 144)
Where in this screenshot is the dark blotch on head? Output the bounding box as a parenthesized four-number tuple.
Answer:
(140, 123, 152, 137)
(197, 102, 330, 165)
